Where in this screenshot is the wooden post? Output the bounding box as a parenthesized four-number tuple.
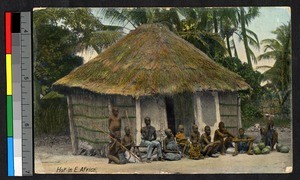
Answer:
(135, 98, 141, 145)
(194, 92, 203, 129)
(211, 92, 221, 136)
(67, 95, 78, 155)
(237, 95, 242, 129)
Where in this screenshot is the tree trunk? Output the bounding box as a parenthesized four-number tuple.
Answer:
(240, 7, 253, 68)
(226, 35, 232, 57)
(232, 39, 239, 58)
(213, 10, 218, 33)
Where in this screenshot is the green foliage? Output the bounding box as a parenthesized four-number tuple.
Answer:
(216, 57, 265, 127)
(258, 22, 291, 114)
(34, 24, 83, 87)
(35, 93, 69, 135)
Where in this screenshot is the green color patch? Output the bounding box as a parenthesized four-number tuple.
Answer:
(7, 96, 13, 136)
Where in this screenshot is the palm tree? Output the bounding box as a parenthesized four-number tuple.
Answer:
(34, 8, 123, 54)
(237, 7, 260, 68)
(258, 22, 291, 113)
(101, 7, 228, 59)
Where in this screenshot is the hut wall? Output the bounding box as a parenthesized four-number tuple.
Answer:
(194, 91, 220, 136)
(70, 92, 110, 156)
(140, 96, 167, 142)
(173, 93, 195, 137)
(218, 92, 240, 136)
(69, 93, 137, 157)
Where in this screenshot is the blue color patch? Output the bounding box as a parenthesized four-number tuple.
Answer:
(7, 137, 14, 176)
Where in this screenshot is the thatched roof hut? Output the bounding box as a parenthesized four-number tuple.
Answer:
(54, 23, 249, 96)
(54, 24, 250, 156)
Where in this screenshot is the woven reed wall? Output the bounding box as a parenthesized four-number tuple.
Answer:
(218, 92, 239, 136)
(70, 93, 136, 156)
(111, 95, 136, 142)
(173, 93, 195, 137)
(71, 93, 110, 153)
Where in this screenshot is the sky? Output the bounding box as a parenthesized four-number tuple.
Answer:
(79, 7, 291, 72)
(234, 7, 291, 71)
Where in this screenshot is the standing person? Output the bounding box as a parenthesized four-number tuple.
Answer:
(232, 128, 254, 156)
(214, 122, 235, 155)
(175, 124, 190, 156)
(108, 107, 121, 140)
(140, 117, 164, 163)
(261, 117, 278, 150)
(163, 129, 181, 161)
(200, 126, 220, 158)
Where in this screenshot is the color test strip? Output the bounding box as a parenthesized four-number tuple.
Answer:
(12, 12, 22, 176)
(20, 12, 33, 176)
(5, 12, 14, 176)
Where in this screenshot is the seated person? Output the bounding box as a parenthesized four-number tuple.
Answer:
(190, 124, 201, 144)
(163, 129, 181, 161)
(261, 117, 278, 151)
(121, 126, 135, 151)
(175, 124, 190, 155)
(214, 122, 235, 155)
(189, 124, 204, 159)
(140, 117, 164, 163)
(232, 128, 254, 156)
(200, 126, 220, 158)
(189, 139, 203, 160)
(107, 131, 126, 164)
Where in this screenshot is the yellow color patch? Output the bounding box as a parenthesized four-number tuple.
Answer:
(6, 54, 12, 95)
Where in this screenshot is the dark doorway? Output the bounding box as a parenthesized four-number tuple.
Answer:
(165, 97, 176, 134)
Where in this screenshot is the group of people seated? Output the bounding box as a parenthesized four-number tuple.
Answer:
(107, 107, 278, 164)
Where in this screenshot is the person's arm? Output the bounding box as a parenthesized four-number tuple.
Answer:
(141, 128, 147, 140)
(247, 135, 255, 142)
(163, 138, 168, 153)
(215, 129, 225, 138)
(108, 117, 111, 129)
(225, 130, 235, 138)
(151, 127, 157, 141)
(203, 135, 210, 145)
(130, 135, 135, 146)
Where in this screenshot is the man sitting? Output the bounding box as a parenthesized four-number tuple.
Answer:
(214, 122, 235, 155)
(200, 126, 220, 158)
(232, 128, 254, 156)
(140, 117, 164, 163)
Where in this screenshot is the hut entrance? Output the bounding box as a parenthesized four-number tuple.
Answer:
(165, 97, 176, 134)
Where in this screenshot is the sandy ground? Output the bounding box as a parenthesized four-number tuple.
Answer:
(34, 128, 293, 174)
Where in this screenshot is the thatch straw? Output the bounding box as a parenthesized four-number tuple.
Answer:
(53, 23, 250, 97)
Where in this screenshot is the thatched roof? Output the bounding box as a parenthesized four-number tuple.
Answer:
(54, 23, 250, 97)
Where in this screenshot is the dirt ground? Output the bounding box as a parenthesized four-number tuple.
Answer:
(34, 127, 293, 174)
